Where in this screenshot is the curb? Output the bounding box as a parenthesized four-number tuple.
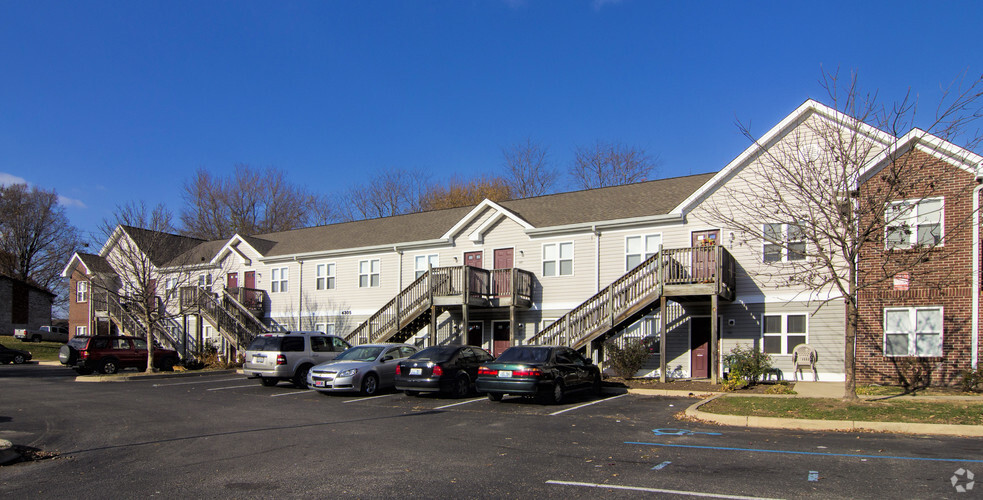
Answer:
(74, 369, 238, 383)
(683, 395, 983, 437)
(628, 388, 723, 398)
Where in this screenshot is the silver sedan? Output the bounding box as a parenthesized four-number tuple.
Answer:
(307, 343, 418, 396)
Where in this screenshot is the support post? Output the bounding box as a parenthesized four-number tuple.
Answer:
(711, 294, 719, 384)
(509, 305, 516, 347)
(430, 305, 437, 347)
(462, 304, 469, 345)
(659, 295, 667, 383)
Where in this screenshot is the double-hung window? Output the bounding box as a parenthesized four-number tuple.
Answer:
(884, 307, 942, 357)
(761, 313, 807, 354)
(198, 274, 212, 289)
(543, 242, 573, 277)
(316, 263, 335, 290)
(414, 254, 439, 279)
(271, 267, 289, 293)
(625, 234, 662, 270)
(76, 281, 88, 303)
(885, 198, 943, 249)
(763, 223, 806, 262)
(314, 322, 335, 335)
(359, 259, 380, 287)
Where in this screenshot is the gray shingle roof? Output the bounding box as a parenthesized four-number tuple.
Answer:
(76, 252, 115, 275)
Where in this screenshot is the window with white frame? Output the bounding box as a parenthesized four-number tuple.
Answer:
(314, 322, 335, 335)
(414, 254, 439, 279)
(198, 274, 212, 289)
(885, 198, 943, 249)
(316, 263, 335, 290)
(761, 313, 807, 354)
(625, 234, 662, 270)
(271, 267, 289, 293)
(76, 325, 87, 336)
(164, 278, 176, 290)
(359, 259, 380, 287)
(884, 307, 943, 357)
(76, 281, 88, 303)
(763, 223, 806, 262)
(543, 242, 573, 277)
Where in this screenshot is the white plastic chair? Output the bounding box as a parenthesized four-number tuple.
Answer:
(792, 344, 818, 381)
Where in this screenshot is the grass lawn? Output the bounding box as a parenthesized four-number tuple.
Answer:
(701, 396, 983, 426)
(856, 385, 976, 397)
(0, 336, 63, 362)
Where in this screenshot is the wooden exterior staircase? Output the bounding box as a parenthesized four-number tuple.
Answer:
(180, 287, 270, 353)
(526, 245, 736, 350)
(103, 293, 185, 356)
(345, 265, 534, 345)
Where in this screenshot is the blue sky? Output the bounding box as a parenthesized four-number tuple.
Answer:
(2, 1, 981, 242)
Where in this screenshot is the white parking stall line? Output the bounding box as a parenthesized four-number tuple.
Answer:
(433, 397, 485, 409)
(271, 389, 314, 397)
(152, 377, 245, 387)
(206, 384, 259, 391)
(546, 480, 784, 500)
(548, 394, 628, 416)
(343, 393, 397, 403)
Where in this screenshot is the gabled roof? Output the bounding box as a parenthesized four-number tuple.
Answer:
(114, 226, 205, 267)
(61, 252, 115, 278)
(857, 128, 983, 186)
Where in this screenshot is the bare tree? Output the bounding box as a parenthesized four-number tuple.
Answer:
(569, 141, 658, 189)
(338, 168, 430, 221)
(0, 184, 82, 310)
(417, 175, 512, 211)
(501, 139, 559, 198)
(100, 202, 205, 372)
(700, 70, 983, 400)
(180, 164, 328, 239)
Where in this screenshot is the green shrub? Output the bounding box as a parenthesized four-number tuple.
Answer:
(605, 339, 651, 380)
(764, 382, 797, 395)
(959, 368, 983, 393)
(723, 344, 772, 389)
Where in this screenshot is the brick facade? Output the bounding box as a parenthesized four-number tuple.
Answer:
(0, 275, 54, 336)
(856, 149, 980, 386)
(67, 263, 92, 339)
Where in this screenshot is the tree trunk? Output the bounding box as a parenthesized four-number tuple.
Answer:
(843, 298, 859, 401)
(146, 313, 156, 373)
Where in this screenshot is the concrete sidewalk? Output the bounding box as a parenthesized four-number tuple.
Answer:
(792, 381, 845, 398)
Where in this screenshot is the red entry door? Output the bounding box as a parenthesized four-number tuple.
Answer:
(691, 230, 719, 282)
(493, 249, 514, 296)
(243, 271, 257, 308)
(244, 271, 255, 288)
(492, 322, 510, 356)
(690, 317, 711, 378)
(464, 251, 483, 268)
(227, 272, 239, 290)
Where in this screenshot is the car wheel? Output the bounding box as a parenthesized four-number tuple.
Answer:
(404, 390, 419, 397)
(13, 354, 26, 364)
(540, 380, 564, 404)
(453, 374, 470, 398)
(260, 377, 279, 387)
(293, 364, 312, 389)
(360, 373, 379, 396)
(32, 335, 42, 343)
(100, 359, 119, 375)
(75, 367, 93, 375)
(487, 392, 503, 402)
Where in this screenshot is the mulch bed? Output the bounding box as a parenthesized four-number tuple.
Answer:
(604, 377, 774, 394)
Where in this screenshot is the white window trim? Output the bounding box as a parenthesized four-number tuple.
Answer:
(883, 306, 944, 357)
(271, 266, 289, 293)
(761, 313, 808, 355)
(762, 223, 806, 263)
(414, 254, 439, 279)
(76, 281, 88, 303)
(885, 197, 944, 250)
(359, 259, 381, 288)
(625, 234, 662, 271)
(198, 274, 213, 289)
(314, 322, 335, 335)
(76, 325, 87, 336)
(542, 241, 574, 277)
(316, 263, 336, 290)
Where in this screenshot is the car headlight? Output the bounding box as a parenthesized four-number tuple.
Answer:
(338, 369, 358, 378)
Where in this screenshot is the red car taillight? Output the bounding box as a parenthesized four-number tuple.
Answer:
(81, 350, 89, 359)
(395, 365, 402, 375)
(432, 365, 444, 376)
(478, 367, 497, 376)
(276, 354, 287, 365)
(512, 368, 542, 377)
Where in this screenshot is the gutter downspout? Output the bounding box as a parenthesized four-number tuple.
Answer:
(593, 225, 600, 293)
(295, 257, 303, 329)
(973, 179, 983, 370)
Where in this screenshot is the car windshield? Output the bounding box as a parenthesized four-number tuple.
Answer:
(246, 336, 282, 352)
(67, 337, 89, 349)
(334, 346, 384, 362)
(495, 347, 551, 364)
(408, 346, 457, 363)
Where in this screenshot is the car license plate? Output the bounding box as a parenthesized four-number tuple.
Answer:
(498, 370, 512, 378)
(253, 356, 264, 363)
(314, 380, 325, 387)
(409, 368, 422, 376)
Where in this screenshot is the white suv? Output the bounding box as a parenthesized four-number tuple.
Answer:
(243, 332, 351, 388)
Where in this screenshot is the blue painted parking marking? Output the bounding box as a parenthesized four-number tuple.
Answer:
(625, 441, 983, 464)
(652, 428, 722, 436)
(651, 461, 672, 470)
(807, 471, 819, 482)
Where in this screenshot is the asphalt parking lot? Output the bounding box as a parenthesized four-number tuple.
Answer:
(2, 364, 982, 499)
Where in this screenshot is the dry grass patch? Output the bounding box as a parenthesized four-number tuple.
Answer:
(701, 396, 983, 426)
